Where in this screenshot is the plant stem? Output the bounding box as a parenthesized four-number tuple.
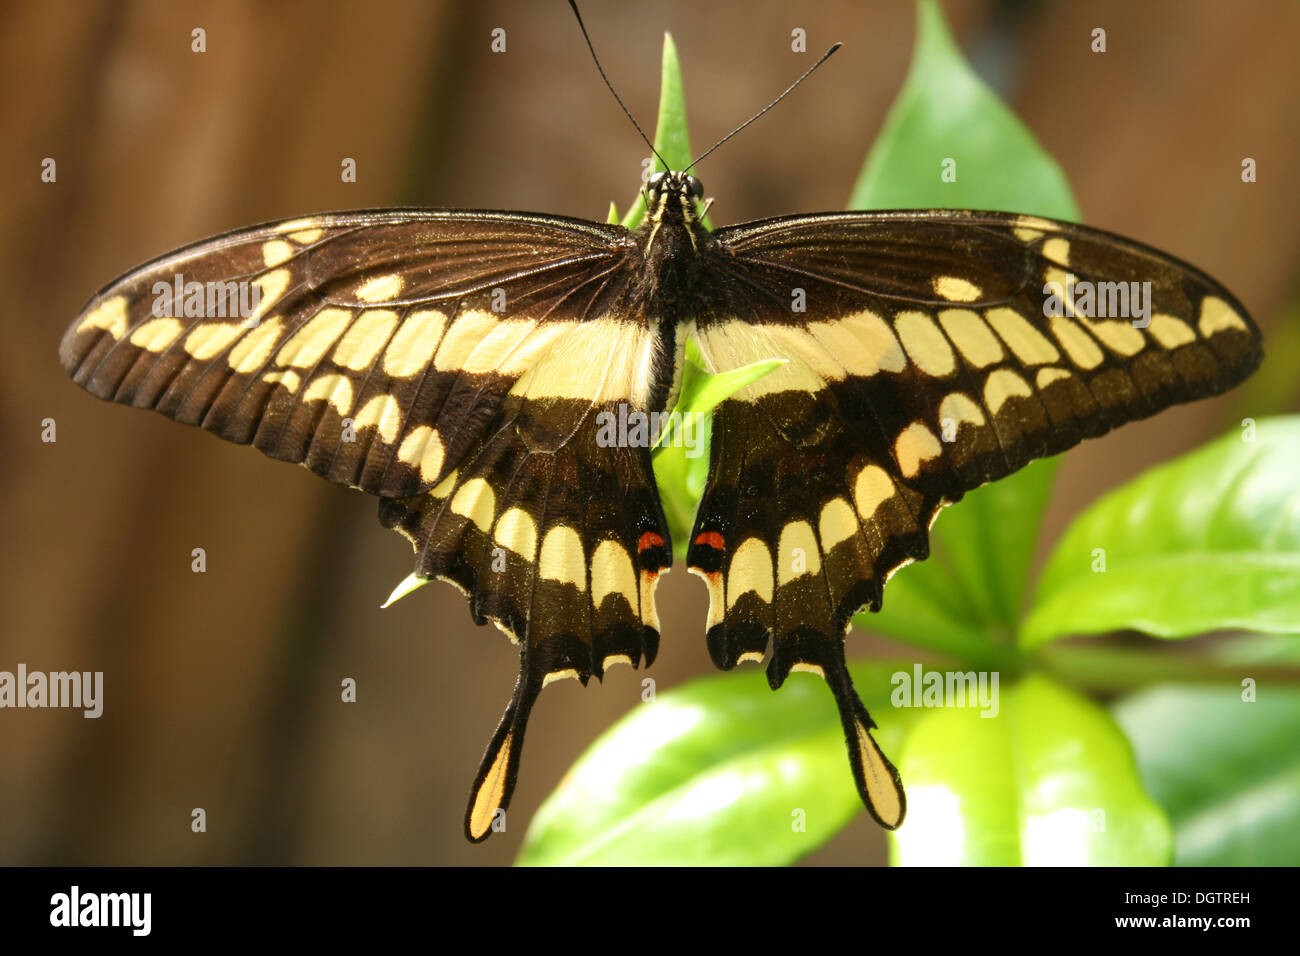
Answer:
(1037, 643, 1300, 694)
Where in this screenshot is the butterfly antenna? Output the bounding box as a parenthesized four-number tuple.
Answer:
(568, 0, 670, 171)
(686, 42, 842, 173)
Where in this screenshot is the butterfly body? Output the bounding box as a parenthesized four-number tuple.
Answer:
(61, 169, 1262, 841)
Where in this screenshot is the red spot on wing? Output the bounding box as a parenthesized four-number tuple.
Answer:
(693, 531, 726, 551)
(637, 532, 666, 554)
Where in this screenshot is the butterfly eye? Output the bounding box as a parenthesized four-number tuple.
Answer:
(686, 175, 705, 200)
(646, 171, 666, 192)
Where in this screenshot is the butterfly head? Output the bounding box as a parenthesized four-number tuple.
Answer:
(644, 171, 707, 228)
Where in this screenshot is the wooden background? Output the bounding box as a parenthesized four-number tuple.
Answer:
(2, 0, 1297, 866)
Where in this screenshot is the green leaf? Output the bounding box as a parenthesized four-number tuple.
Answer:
(620, 32, 711, 232)
(849, 0, 1080, 221)
(1021, 416, 1300, 649)
(891, 674, 1172, 865)
(1113, 682, 1300, 865)
(515, 662, 916, 866)
(851, 0, 1079, 648)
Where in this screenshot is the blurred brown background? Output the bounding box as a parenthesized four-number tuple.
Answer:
(2, 0, 1297, 866)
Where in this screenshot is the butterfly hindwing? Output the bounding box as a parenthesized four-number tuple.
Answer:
(689, 209, 1262, 828)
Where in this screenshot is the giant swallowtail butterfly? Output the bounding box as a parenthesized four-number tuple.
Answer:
(59, 7, 1262, 843)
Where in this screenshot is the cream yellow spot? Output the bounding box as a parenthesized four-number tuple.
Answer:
(303, 373, 354, 416)
(539, 526, 586, 589)
(76, 295, 128, 340)
(693, 326, 802, 397)
(777, 521, 821, 586)
(435, 311, 513, 372)
(352, 394, 402, 442)
(275, 308, 352, 368)
(447, 476, 494, 532)
(602, 654, 634, 671)
(854, 464, 894, 520)
(245, 268, 291, 327)
(467, 731, 513, 840)
(1042, 237, 1071, 266)
(1050, 316, 1105, 370)
(726, 538, 773, 608)
(791, 663, 825, 677)
(262, 239, 294, 268)
(383, 310, 447, 377)
(355, 274, 405, 303)
(262, 369, 300, 392)
(831, 310, 907, 374)
(493, 507, 538, 562)
(276, 218, 318, 232)
(938, 392, 985, 429)
(129, 317, 184, 352)
(228, 317, 284, 374)
(986, 307, 1060, 365)
(895, 311, 955, 377)
(639, 569, 663, 631)
(591, 539, 637, 608)
(855, 721, 904, 828)
(429, 468, 458, 499)
(1016, 215, 1055, 232)
(938, 309, 1004, 368)
(183, 323, 243, 360)
(542, 669, 580, 688)
(689, 566, 726, 629)
(1198, 296, 1249, 337)
(1148, 313, 1197, 349)
(1014, 227, 1044, 243)
(435, 310, 500, 372)
(496, 323, 571, 375)
(818, 497, 859, 551)
(737, 651, 765, 664)
(755, 324, 841, 381)
(804, 313, 896, 376)
(1081, 316, 1145, 357)
(1047, 267, 1144, 357)
(933, 275, 982, 303)
(1036, 367, 1072, 388)
(895, 421, 943, 477)
(399, 425, 447, 484)
(511, 318, 654, 406)
(456, 319, 540, 375)
(288, 228, 323, 244)
(333, 309, 398, 370)
(984, 369, 1033, 414)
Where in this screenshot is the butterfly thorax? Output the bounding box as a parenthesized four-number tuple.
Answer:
(624, 171, 718, 411)
(633, 172, 716, 310)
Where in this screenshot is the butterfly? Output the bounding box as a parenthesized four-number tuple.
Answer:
(59, 11, 1262, 844)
